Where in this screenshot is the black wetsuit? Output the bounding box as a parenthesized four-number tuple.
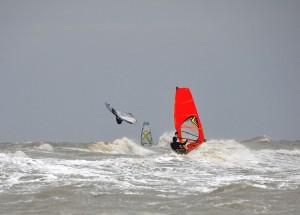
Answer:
(170, 136, 188, 154)
(115, 116, 122, 124)
(111, 108, 123, 124)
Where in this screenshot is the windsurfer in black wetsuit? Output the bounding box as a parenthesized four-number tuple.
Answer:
(111, 107, 123, 124)
(170, 132, 188, 154)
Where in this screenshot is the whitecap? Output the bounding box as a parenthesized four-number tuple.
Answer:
(87, 137, 154, 155)
(35, 143, 54, 152)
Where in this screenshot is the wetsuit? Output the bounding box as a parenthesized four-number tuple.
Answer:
(170, 136, 188, 154)
(111, 108, 123, 124)
(115, 116, 122, 124)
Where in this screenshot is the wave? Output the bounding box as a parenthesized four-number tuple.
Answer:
(34, 143, 54, 152)
(1, 135, 299, 197)
(275, 149, 300, 156)
(87, 137, 154, 155)
(240, 135, 272, 143)
(184, 139, 259, 168)
(7, 150, 29, 158)
(0, 133, 298, 164)
(157, 131, 174, 147)
(210, 182, 260, 194)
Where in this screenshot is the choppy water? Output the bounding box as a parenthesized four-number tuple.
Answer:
(0, 134, 300, 215)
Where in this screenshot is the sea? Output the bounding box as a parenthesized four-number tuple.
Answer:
(0, 133, 299, 215)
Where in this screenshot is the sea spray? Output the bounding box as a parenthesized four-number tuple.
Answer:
(88, 137, 153, 155)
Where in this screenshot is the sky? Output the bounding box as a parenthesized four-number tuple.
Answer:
(0, 0, 299, 142)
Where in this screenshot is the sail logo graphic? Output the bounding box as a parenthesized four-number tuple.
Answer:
(142, 131, 150, 139)
(142, 130, 154, 145)
(191, 116, 198, 127)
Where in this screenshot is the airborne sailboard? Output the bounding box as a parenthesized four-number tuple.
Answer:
(141, 122, 155, 145)
(172, 87, 205, 154)
(105, 102, 137, 125)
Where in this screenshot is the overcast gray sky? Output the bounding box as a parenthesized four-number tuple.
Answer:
(0, 0, 299, 142)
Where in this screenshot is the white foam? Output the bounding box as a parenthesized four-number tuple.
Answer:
(35, 143, 54, 152)
(242, 135, 272, 143)
(157, 131, 174, 147)
(1, 136, 299, 197)
(255, 148, 300, 173)
(276, 149, 300, 156)
(56, 146, 90, 152)
(214, 199, 249, 207)
(8, 150, 29, 158)
(178, 139, 259, 168)
(88, 137, 154, 155)
(156, 133, 260, 168)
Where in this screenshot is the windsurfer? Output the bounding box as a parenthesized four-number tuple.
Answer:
(111, 107, 123, 124)
(105, 102, 137, 125)
(170, 132, 188, 154)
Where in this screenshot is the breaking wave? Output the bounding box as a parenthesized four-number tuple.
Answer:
(0, 134, 299, 197)
(7, 150, 29, 158)
(157, 131, 173, 147)
(241, 135, 272, 143)
(87, 137, 154, 155)
(34, 143, 54, 152)
(186, 139, 259, 167)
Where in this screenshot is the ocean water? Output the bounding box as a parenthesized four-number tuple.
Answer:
(0, 134, 300, 215)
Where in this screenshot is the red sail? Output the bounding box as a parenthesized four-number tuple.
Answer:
(174, 87, 205, 152)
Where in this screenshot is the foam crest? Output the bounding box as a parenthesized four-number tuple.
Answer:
(275, 149, 300, 156)
(157, 132, 258, 167)
(35, 143, 54, 152)
(157, 131, 174, 147)
(187, 139, 258, 167)
(8, 150, 29, 158)
(88, 137, 153, 155)
(242, 135, 272, 143)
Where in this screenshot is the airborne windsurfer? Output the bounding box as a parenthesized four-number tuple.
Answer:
(111, 107, 123, 124)
(105, 102, 137, 125)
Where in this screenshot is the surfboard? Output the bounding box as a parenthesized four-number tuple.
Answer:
(105, 102, 137, 124)
(173, 87, 205, 153)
